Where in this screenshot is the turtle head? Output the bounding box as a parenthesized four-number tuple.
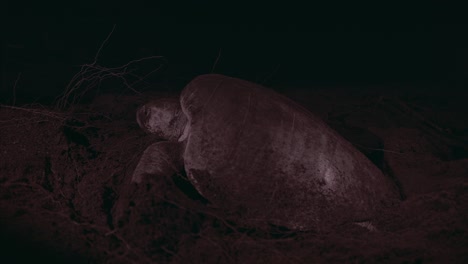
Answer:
(136, 98, 187, 141)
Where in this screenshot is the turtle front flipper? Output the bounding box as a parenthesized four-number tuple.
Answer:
(132, 141, 184, 183)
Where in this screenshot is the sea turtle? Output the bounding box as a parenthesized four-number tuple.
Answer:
(132, 74, 400, 231)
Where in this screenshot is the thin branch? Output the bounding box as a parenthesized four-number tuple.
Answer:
(211, 48, 222, 73)
(93, 24, 116, 64)
(13, 72, 21, 105)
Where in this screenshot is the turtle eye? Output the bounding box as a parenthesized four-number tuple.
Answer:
(137, 106, 149, 128)
(144, 107, 150, 118)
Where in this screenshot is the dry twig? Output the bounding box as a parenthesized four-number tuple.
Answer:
(55, 24, 165, 111)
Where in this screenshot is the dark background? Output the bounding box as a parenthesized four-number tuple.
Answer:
(2, 1, 468, 104)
